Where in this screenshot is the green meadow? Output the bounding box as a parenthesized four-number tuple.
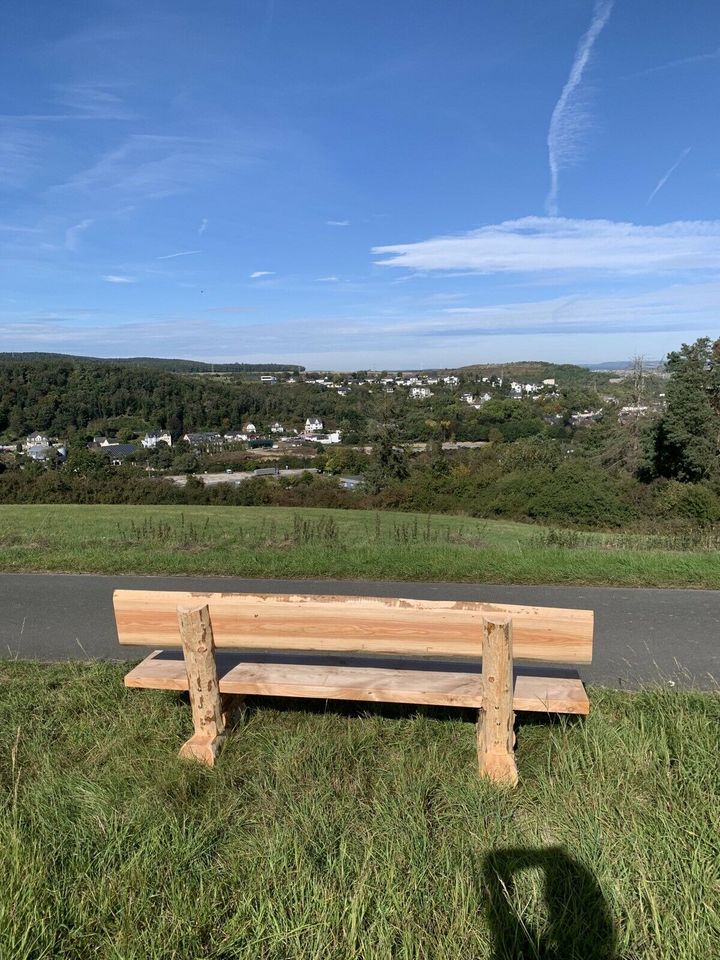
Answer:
(2, 503, 720, 587)
(0, 660, 717, 959)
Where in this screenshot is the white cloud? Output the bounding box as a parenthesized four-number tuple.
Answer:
(373, 216, 720, 274)
(647, 147, 692, 204)
(156, 249, 201, 260)
(198, 217, 208, 236)
(2, 280, 717, 366)
(102, 274, 136, 283)
(546, 0, 614, 216)
(430, 282, 720, 337)
(249, 270, 274, 278)
(326, 219, 349, 226)
(65, 218, 94, 251)
(315, 275, 340, 282)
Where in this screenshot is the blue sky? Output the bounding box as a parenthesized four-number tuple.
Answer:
(2, 0, 719, 369)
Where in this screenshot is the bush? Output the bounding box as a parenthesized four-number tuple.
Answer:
(658, 481, 720, 526)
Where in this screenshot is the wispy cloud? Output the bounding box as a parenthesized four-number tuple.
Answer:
(0, 83, 135, 122)
(198, 217, 208, 236)
(0, 126, 47, 187)
(55, 133, 264, 203)
(204, 306, 254, 314)
(646, 147, 692, 204)
(326, 219, 349, 226)
(546, 0, 614, 216)
(102, 274, 136, 283)
(54, 82, 135, 120)
(430, 282, 720, 338)
(0, 224, 42, 233)
(634, 47, 720, 78)
(156, 249, 201, 260)
(249, 270, 274, 278)
(65, 218, 94, 251)
(373, 216, 720, 274)
(315, 276, 340, 282)
(3, 282, 718, 364)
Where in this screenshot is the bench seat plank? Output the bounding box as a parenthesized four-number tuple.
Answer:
(124, 651, 590, 715)
(113, 591, 594, 664)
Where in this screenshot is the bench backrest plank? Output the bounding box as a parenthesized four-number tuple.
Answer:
(113, 590, 593, 664)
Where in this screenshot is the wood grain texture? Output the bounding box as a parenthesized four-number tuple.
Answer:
(177, 605, 225, 767)
(113, 590, 593, 664)
(477, 617, 518, 786)
(123, 651, 590, 715)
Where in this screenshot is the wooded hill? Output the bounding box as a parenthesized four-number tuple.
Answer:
(0, 356, 595, 444)
(0, 353, 303, 374)
(455, 360, 610, 384)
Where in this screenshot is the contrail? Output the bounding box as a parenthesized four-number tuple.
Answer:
(156, 250, 201, 260)
(546, 0, 614, 216)
(647, 147, 692, 204)
(635, 47, 720, 78)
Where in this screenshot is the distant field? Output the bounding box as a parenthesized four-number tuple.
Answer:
(2, 503, 720, 587)
(0, 660, 717, 958)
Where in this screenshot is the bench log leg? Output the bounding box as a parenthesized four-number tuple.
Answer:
(478, 616, 518, 786)
(177, 604, 226, 767)
(221, 694, 245, 729)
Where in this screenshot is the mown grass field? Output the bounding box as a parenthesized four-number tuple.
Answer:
(2, 503, 720, 587)
(0, 660, 718, 959)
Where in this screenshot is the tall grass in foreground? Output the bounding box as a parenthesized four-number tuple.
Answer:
(0, 661, 718, 959)
(5, 503, 720, 587)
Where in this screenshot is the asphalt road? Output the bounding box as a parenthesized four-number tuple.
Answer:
(1, 573, 718, 689)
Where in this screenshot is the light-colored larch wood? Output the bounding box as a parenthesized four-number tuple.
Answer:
(113, 590, 593, 664)
(124, 650, 590, 715)
(177, 605, 226, 767)
(477, 616, 518, 786)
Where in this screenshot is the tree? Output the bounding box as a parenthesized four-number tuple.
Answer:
(362, 429, 408, 493)
(652, 338, 720, 481)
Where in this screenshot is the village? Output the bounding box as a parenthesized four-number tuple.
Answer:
(0, 365, 662, 472)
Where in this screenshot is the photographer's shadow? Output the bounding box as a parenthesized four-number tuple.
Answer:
(483, 847, 617, 960)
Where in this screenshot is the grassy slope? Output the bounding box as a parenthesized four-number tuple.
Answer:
(2, 503, 720, 587)
(0, 660, 718, 959)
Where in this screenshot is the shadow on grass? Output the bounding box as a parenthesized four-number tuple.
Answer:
(483, 847, 617, 960)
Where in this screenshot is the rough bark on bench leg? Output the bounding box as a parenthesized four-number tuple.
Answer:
(177, 604, 226, 767)
(478, 616, 518, 786)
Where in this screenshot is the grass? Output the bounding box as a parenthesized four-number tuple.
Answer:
(3, 503, 720, 587)
(0, 659, 718, 958)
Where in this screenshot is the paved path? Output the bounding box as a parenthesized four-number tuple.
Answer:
(1, 573, 718, 689)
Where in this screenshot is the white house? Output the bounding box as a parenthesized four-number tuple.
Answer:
(315, 430, 342, 445)
(305, 417, 323, 433)
(24, 432, 50, 450)
(270, 422, 285, 434)
(142, 431, 172, 448)
(260, 375, 277, 384)
(443, 376, 459, 386)
(244, 423, 257, 434)
(410, 387, 433, 399)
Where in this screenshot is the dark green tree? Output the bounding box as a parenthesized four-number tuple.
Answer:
(653, 338, 720, 481)
(362, 429, 409, 493)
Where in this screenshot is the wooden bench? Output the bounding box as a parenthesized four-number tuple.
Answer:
(115, 590, 593, 786)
